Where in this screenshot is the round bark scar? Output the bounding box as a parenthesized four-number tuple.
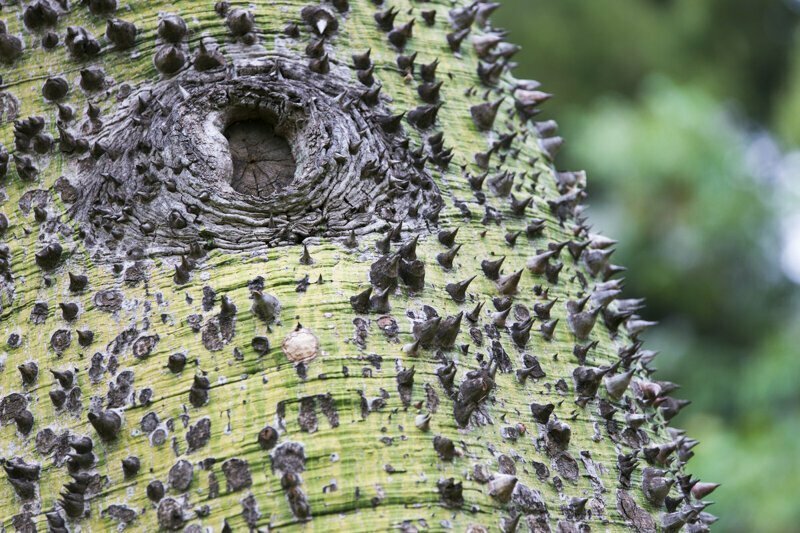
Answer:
(282, 327, 319, 363)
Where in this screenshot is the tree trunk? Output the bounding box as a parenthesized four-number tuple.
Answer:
(0, 0, 715, 531)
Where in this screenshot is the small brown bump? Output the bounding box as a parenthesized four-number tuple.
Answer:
(18, 362, 38, 385)
(158, 14, 188, 43)
(446, 276, 475, 303)
(42, 77, 69, 101)
(86, 0, 117, 16)
(122, 456, 141, 477)
(88, 410, 122, 440)
(496, 269, 523, 295)
(226, 8, 255, 36)
(258, 425, 279, 450)
(437, 244, 462, 269)
(77, 329, 94, 347)
(301, 6, 339, 37)
(282, 325, 319, 363)
(154, 45, 185, 74)
(106, 18, 137, 49)
(481, 256, 505, 280)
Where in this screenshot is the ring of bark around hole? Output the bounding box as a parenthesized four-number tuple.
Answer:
(65, 60, 443, 259)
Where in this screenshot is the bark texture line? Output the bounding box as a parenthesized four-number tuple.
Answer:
(0, 0, 716, 531)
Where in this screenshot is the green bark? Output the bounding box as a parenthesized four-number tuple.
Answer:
(0, 0, 713, 531)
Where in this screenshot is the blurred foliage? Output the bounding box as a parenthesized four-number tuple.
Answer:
(569, 78, 790, 343)
(495, 1, 800, 532)
(496, 0, 795, 121)
(776, 31, 800, 145)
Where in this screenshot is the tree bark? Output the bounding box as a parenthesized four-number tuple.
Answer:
(0, 0, 714, 531)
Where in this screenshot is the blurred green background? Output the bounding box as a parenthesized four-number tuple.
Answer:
(494, 0, 800, 531)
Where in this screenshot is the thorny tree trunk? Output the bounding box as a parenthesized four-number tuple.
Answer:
(0, 0, 717, 531)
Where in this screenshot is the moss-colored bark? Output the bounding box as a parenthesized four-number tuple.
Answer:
(0, 0, 709, 531)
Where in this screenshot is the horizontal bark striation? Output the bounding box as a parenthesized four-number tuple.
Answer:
(0, 0, 710, 532)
